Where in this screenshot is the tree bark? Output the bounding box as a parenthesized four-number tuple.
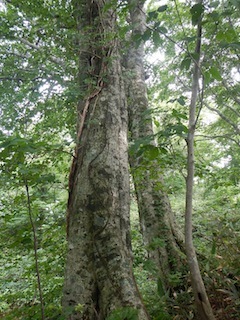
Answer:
(62, 1, 149, 319)
(125, 0, 185, 293)
(185, 2, 215, 319)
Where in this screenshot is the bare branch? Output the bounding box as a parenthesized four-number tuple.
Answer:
(17, 37, 65, 67)
(196, 134, 240, 147)
(204, 102, 240, 134)
(0, 51, 30, 59)
(0, 76, 24, 82)
(224, 102, 240, 118)
(221, 80, 240, 107)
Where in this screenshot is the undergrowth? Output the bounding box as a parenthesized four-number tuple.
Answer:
(0, 187, 240, 319)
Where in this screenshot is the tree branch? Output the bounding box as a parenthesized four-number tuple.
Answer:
(196, 134, 240, 147)
(17, 37, 64, 67)
(204, 102, 240, 134)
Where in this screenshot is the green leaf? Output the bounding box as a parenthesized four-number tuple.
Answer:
(0, 140, 12, 149)
(203, 71, 211, 84)
(142, 29, 152, 42)
(154, 119, 160, 128)
(180, 57, 191, 70)
(216, 29, 236, 43)
(157, 5, 168, 12)
(149, 237, 165, 250)
(152, 31, 162, 47)
(158, 26, 168, 34)
(144, 145, 159, 160)
(183, 36, 197, 43)
(36, 174, 56, 184)
(177, 96, 187, 107)
(190, 3, 204, 25)
(128, 136, 153, 155)
(216, 30, 225, 41)
(209, 1, 220, 8)
(157, 277, 165, 297)
(223, 29, 236, 42)
(159, 147, 168, 154)
(226, 42, 240, 49)
(209, 66, 222, 81)
(106, 307, 138, 320)
(190, 52, 200, 61)
(211, 239, 217, 255)
(132, 32, 142, 46)
(172, 109, 187, 119)
(119, 25, 131, 39)
(208, 10, 219, 21)
(148, 10, 158, 20)
(173, 123, 188, 136)
(103, 1, 117, 12)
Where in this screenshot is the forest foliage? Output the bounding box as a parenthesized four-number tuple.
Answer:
(0, 0, 240, 319)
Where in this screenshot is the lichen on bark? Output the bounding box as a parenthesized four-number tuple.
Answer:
(62, 1, 149, 319)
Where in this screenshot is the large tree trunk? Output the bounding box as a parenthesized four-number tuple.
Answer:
(62, 1, 149, 319)
(125, 0, 185, 293)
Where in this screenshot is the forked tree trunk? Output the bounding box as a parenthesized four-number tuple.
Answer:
(62, 1, 149, 319)
(125, 0, 185, 293)
(185, 2, 215, 319)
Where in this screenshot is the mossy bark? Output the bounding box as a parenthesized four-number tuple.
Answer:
(62, 1, 149, 319)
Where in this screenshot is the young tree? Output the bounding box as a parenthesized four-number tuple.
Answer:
(185, 2, 215, 319)
(62, 1, 149, 319)
(125, 0, 185, 292)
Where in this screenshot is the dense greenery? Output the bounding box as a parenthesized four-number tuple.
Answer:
(0, 0, 240, 319)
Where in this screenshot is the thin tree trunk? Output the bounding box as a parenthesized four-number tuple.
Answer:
(25, 182, 45, 320)
(62, 1, 149, 319)
(185, 3, 215, 319)
(125, 0, 185, 293)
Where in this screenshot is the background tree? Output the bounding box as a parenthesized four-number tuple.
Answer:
(124, 0, 185, 294)
(0, 1, 72, 318)
(142, 0, 240, 318)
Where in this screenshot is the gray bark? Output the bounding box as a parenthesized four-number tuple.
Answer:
(185, 3, 215, 319)
(62, 1, 149, 319)
(125, 0, 185, 292)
